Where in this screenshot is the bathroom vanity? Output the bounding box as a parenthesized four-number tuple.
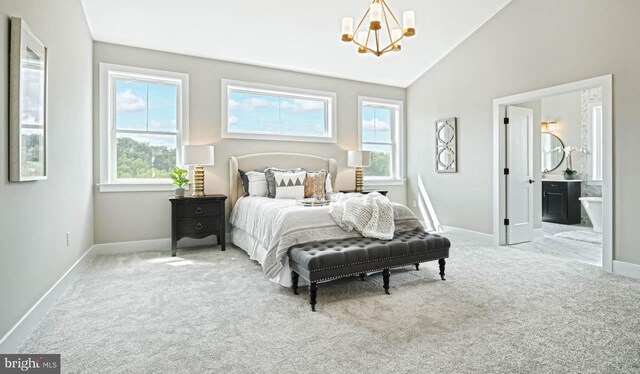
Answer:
(542, 180, 582, 224)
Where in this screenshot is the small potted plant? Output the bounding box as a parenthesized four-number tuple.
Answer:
(170, 166, 189, 198)
(555, 145, 588, 180)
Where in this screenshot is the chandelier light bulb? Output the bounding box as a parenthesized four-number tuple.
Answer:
(357, 31, 368, 53)
(369, 2, 382, 30)
(403, 10, 415, 36)
(391, 29, 402, 51)
(341, 17, 354, 41)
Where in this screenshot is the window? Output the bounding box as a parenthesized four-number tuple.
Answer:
(99, 64, 189, 192)
(359, 97, 404, 184)
(591, 105, 603, 182)
(222, 80, 336, 143)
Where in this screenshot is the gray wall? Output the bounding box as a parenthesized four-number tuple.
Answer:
(406, 0, 640, 265)
(93, 42, 406, 244)
(541, 92, 583, 177)
(0, 0, 94, 339)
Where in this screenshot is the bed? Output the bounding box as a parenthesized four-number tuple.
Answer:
(228, 152, 423, 287)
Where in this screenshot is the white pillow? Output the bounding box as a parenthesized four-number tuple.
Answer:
(325, 172, 334, 194)
(274, 171, 306, 199)
(246, 171, 268, 197)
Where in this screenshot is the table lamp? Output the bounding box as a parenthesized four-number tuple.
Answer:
(347, 150, 371, 192)
(183, 145, 215, 198)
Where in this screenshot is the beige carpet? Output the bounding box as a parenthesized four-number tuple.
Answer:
(19, 232, 640, 373)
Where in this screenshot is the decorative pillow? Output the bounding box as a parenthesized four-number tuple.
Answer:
(274, 171, 306, 199)
(239, 168, 266, 197)
(325, 172, 334, 194)
(304, 170, 327, 198)
(245, 171, 268, 197)
(264, 167, 305, 198)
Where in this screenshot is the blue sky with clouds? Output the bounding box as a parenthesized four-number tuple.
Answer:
(228, 91, 327, 136)
(115, 79, 178, 149)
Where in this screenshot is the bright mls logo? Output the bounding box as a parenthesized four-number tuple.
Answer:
(1, 355, 60, 374)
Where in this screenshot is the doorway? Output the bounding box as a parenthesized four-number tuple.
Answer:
(492, 75, 613, 272)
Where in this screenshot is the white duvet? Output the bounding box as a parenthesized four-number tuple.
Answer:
(229, 196, 423, 280)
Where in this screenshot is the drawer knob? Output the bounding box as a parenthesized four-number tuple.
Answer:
(195, 207, 203, 214)
(195, 222, 203, 230)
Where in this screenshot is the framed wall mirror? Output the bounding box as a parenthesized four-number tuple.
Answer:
(436, 117, 457, 173)
(9, 17, 48, 182)
(541, 132, 565, 172)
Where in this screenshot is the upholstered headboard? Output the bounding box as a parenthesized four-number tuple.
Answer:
(229, 153, 338, 209)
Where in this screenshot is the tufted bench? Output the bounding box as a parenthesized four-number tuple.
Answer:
(288, 229, 450, 311)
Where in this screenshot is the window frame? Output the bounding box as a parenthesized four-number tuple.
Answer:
(98, 63, 189, 192)
(589, 105, 603, 184)
(358, 96, 405, 185)
(221, 79, 337, 143)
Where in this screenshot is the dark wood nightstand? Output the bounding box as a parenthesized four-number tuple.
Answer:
(170, 195, 227, 256)
(339, 190, 388, 196)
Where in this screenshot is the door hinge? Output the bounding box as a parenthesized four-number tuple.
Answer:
(504, 218, 510, 226)
(503, 117, 510, 125)
(504, 168, 509, 175)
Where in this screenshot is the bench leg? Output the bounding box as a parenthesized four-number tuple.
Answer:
(359, 273, 366, 281)
(310, 282, 318, 312)
(291, 271, 299, 295)
(382, 269, 390, 295)
(438, 258, 446, 281)
(415, 263, 420, 271)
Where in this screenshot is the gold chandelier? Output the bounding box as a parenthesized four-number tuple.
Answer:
(341, 0, 415, 57)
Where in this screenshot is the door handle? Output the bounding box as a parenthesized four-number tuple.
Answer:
(528, 179, 535, 184)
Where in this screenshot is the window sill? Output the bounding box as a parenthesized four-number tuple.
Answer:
(97, 183, 190, 193)
(364, 178, 406, 186)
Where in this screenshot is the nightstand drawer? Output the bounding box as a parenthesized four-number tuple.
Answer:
(177, 218, 220, 235)
(177, 202, 220, 218)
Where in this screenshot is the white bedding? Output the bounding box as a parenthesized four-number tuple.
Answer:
(229, 196, 423, 286)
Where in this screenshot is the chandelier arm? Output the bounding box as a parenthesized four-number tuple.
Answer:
(382, 4, 394, 44)
(375, 29, 381, 53)
(380, 43, 395, 54)
(381, 0, 403, 29)
(353, 8, 370, 36)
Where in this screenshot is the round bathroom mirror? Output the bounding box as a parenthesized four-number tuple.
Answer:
(541, 133, 565, 172)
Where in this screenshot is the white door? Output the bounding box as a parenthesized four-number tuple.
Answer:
(506, 105, 534, 244)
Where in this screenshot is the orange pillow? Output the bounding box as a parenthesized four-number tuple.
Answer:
(304, 170, 327, 198)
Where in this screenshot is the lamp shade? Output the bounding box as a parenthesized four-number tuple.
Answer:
(183, 145, 214, 166)
(347, 150, 371, 167)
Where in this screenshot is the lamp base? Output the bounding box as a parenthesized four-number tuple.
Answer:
(192, 165, 205, 198)
(354, 166, 364, 193)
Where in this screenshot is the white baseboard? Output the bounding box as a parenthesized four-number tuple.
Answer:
(439, 225, 494, 245)
(0, 244, 98, 353)
(93, 238, 172, 255)
(94, 234, 231, 255)
(612, 260, 640, 280)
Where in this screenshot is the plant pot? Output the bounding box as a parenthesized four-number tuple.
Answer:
(175, 188, 185, 199)
(563, 170, 578, 180)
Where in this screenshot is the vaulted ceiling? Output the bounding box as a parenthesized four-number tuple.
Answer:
(81, 0, 511, 87)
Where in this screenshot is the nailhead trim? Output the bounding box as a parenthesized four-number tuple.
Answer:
(311, 257, 448, 283)
(306, 251, 449, 272)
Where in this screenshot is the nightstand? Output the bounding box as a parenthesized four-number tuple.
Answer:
(339, 190, 388, 196)
(170, 195, 227, 256)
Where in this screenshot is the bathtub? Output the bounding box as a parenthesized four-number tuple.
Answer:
(579, 197, 603, 233)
